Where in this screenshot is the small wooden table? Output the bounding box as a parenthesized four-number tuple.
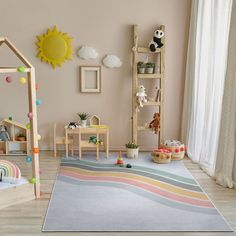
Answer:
(65, 126, 109, 160)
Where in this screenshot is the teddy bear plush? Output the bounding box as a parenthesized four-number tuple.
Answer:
(0, 125, 10, 141)
(136, 85, 147, 110)
(149, 113, 160, 134)
(149, 29, 165, 52)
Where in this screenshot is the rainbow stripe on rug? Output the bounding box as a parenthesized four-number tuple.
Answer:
(60, 159, 213, 210)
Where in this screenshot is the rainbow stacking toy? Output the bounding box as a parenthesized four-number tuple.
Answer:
(0, 160, 21, 183)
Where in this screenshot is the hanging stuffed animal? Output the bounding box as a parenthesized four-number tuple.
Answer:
(149, 29, 164, 52)
(149, 113, 160, 134)
(0, 125, 10, 141)
(136, 85, 147, 111)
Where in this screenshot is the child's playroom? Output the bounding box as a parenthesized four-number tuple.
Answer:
(0, 0, 236, 235)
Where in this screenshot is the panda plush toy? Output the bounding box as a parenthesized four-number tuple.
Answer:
(149, 30, 165, 52)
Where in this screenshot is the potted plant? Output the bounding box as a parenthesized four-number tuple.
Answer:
(145, 62, 155, 74)
(125, 141, 139, 158)
(137, 61, 145, 74)
(17, 133, 26, 141)
(77, 112, 89, 127)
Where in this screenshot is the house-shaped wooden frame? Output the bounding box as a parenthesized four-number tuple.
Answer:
(0, 37, 40, 198)
(90, 115, 101, 126)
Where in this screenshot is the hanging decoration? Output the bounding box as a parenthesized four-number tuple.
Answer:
(36, 26, 73, 69)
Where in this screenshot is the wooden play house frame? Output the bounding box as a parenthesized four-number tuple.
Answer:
(0, 37, 40, 198)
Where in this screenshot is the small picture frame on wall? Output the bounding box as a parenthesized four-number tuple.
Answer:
(80, 66, 101, 93)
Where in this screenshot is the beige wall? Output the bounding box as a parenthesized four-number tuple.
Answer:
(0, 0, 191, 150)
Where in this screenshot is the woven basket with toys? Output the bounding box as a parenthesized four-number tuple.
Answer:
(161, 140, 186, 160)
(152, 148, 171, 164)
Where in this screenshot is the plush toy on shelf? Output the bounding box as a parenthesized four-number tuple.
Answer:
(136, 85, 147, 111)
(149, 29, 165, 52)
(0, 125, 10, 141)
(66, 122, 79, 129)
(149, 112, 160, 134)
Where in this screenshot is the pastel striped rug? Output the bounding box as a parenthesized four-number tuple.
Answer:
(43, 153, 232, 231)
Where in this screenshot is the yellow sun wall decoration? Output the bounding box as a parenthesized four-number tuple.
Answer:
(36, 26, 73, 69)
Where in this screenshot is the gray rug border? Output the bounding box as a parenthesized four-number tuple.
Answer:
(42, 155, 233, 232)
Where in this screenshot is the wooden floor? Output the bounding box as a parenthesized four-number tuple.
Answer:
(0, 151, 236, 236)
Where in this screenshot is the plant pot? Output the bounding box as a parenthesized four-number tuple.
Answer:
(80, 119, 87, 127)
(126, 148, 139, 159)
(17, 137, 26, 141)
(138, 67, 145, 74)
(146, 67, 154, 74)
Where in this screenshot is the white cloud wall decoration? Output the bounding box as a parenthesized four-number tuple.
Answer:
(77, 46, 98, 60)
(103, 55, 122, 68)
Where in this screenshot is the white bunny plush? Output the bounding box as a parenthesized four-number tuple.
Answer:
(136, 85, 147, 110)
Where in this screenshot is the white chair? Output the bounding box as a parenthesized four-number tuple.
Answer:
(53, 123, 73, 157)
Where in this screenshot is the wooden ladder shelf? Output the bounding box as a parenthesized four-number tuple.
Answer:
(131, 24, 165, 146)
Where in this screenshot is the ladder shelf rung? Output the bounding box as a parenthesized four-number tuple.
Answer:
(137, 126, 160, 132)
(143, 101, 160, 106)
(137, 73, 161, 79)
(137, 47, 161, 53)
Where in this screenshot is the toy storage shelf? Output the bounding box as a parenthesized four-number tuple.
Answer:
(0, 119, 29, 156)
(132, 24, 165, 146)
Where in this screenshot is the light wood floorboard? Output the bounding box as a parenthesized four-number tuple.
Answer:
(0, 151, 235, 236)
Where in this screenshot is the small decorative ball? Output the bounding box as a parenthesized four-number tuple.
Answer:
(8, 117, 12, 121)
(25, 156, 32, 163)
(17, 66, 25, 72)
(19, 77, 26, 84)
(38, 134, 41, 141)
(35, 84, 39, 91)
(33, 147, 39, 154)
(27, 112, 33, 119)
(26, 123, 31, 129)
(180, 147, 185, 152)
(36, 99, 42, 106)
(29, 177, 36, 184)
(175, 148, 179, 153)
(6, 76, 12, 83)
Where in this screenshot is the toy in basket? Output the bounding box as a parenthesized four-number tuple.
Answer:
(152, 148, 171, 164)
(162, 140, 186, 160)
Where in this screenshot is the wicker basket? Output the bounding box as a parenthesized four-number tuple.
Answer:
(152, 149, 171, 164)
(162, 140, 185, 161)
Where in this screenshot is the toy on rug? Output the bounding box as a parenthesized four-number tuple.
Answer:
(89, 136, 103, 145)
(126, 163, 132, 168)
(0, 160, 21, 183)
(66, 122, 79, 129)
(116, 151, 124, 166)
(149, 113, 160, 134)
(149, 29, 165, 52)
(152, 148, 171, 164)
(0, 125, 10, 141)
(161, 140, 186, 160)
(136, 85, 147, 111)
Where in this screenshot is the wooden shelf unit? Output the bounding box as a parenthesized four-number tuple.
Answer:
(132, 24, 165, 146)
(0, 119, 30, 155)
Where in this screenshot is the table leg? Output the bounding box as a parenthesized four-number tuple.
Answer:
(96, 130, 99, 161)
(78, 132, 82, 160)
(65, 130, 68, 159)
(106, 129, 109, 158)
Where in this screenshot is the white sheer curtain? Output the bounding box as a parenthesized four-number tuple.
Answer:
(181, 0, 232, 175)
(215, 0, 236, 188)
